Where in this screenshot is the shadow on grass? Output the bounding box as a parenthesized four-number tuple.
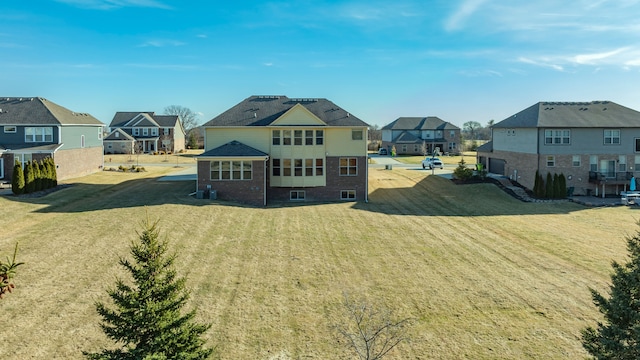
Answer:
(3, 171, 591, 215)
(352, 175, 585, 217)
(2, 177, 214, 213)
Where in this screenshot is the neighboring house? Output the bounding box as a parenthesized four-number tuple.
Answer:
(108, 112, 186, 154)
(477, 101, 640, 196)
(381, 117, 461, 156)
(197, 95, 369, 206)
(103, 128, 136, 154)
(0, 97, 104, 182)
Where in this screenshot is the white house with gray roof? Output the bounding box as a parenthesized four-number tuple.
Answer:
(381, 117, 461, 156)
(0, 97, 104, 182)
(477, 101, 640, 196)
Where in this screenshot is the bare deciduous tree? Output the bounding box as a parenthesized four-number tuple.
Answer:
(164, 105, 200, 133)
(332, 292, 412, 360)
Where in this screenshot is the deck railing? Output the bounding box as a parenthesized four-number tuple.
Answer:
(588, 171, 634, 183)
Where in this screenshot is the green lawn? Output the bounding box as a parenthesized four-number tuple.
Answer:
(0, 166, 632, 359)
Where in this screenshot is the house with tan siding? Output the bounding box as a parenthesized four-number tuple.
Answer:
(477, 101, 640, 196)
(0, 97, 104, 182)
(197, 95, 369, 206)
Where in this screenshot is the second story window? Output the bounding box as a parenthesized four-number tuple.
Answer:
(272, 130, 280, 145)
(4, 126, 16, 133)
(352, 129, 363, 140)
(133, 128, 139, 136)
(544, 129, 570, 145)
(151, 128, 158, 136)
(604, 129, 620, 145)
(294, 130, 303, 145)
(316, 130, 324, 145)
(25, 127, 53, 142)
(143, 128, 149, 136)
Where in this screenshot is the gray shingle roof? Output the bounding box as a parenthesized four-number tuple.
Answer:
(394, 131, 422, 144)
(381, 116, 459, 131)
(110, 112, 180, 128)
(203, 95, 369, 127)
(494, 101, 640, 128)
(0, 97, 103, 126)
(199, 140, 268, 158)
(104, 128, 135, 141)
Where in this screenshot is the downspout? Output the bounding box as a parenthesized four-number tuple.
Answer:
(365, 127, 369, 203)
(264, 156, 268, 206)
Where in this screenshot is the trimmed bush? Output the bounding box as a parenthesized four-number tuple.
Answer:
(11, 162, 24, 195)
(545, 172, 553, 199)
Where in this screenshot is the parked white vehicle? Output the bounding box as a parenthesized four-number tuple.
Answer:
(422, 157, 443, 169)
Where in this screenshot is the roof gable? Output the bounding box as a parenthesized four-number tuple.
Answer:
(270, 103, 327, 126)
(104, 128, 135, 141)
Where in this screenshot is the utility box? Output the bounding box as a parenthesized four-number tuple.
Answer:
(196, 190, 204, 199)
(209, 190, 217, 200)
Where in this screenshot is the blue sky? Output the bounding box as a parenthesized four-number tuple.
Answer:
(2, 0, 640, 128)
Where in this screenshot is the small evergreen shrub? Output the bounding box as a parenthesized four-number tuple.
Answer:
(11, 162, 24, 195)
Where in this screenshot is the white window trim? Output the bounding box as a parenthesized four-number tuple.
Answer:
(604, 129, 620, 145)
(290, 190, 305, 200)
(4, 126, 16, 133)
(340, 190, 356, 200)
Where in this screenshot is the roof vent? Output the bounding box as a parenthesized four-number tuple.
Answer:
(254, 113, 257, 118)
(347, 112, 350, 117)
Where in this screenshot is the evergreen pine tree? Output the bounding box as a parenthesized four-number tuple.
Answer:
(33, 159, 42, 192)
(11, 161, 25, 195)
(553, 173, 561, 199)
(534, 173, 544, 198)
(24, 161, 35, 194)
(49, 157, 58, 187)
(582, 225, 640, 359)
(558, 173, 567, 198)
(85, 215, 213, 360)
(38, 160, 47, 190)
(545, 172, 553, 199)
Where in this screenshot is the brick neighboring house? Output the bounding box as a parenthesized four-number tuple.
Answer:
(477, 101, 640, 196)
(0, 97, 104, 182)
(107, 112, 186, 154)
(197, 95, 369, 206)
(381, 117, 461, 156)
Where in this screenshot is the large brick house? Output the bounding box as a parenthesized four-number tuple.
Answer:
(197, 95, 369, 206)
(381, 117, 461, 156)
(107, 112, 186, 154)
(477, 101, 640, 196)
(0, 97, 104, 182)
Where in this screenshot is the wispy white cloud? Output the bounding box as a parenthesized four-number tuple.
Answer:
(55, 0, 172, 10)
(517, 46, 640, 71)
(196, 34, 208, 39)
(124, 63, 198, 70)
(139, 40, 186, 47)
(445, 0, 489, 32)
(571, 47, 630, 65)
(518, 57, 564, 71)
(458, 69, 503, 77)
